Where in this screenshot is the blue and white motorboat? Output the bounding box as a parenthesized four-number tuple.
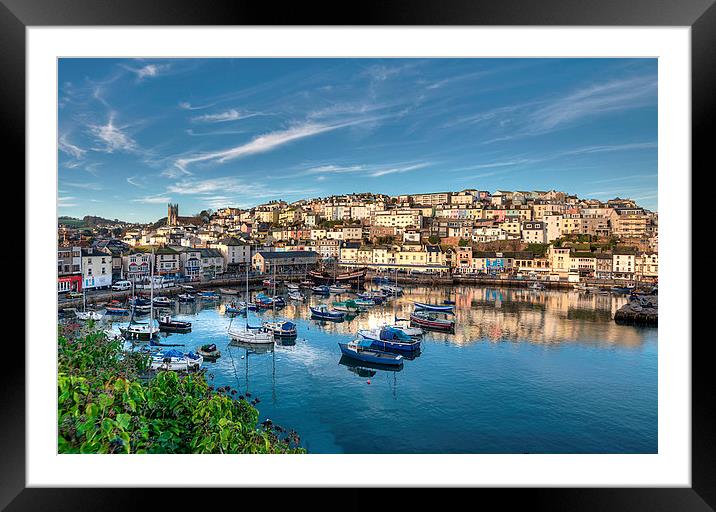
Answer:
(338, 339, 404, 367)
(310, 304, 346, 321)
(197, 290, 219, 300)
(358, 326, 422, 352)
(152, 296, 174, 308)
(262, 320, 298, 338)
(177, 293, 195, 303)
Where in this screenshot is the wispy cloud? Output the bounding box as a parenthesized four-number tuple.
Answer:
(528, 75, 657, 132)
(58, 133, 86, 159)
(191, 109, 265, 123)
(58, 196, 77, 207)
(562, 142, 657, 155)
(369, 162, 431, 177)
(174, 120, 371, 172)
(132, 194, 171, 204)
(589, 173, 657, 184)
(124, 63, 170, 81)
(126, 176, 144, 188)
(88, 113, 138, 153)
(179, 101, 216, 110)
(64, 182, 103, 191)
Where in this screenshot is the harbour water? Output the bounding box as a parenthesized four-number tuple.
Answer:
(106, 285, 657, 454)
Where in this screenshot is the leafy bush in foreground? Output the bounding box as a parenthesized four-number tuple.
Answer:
(58, 323, 304, 454)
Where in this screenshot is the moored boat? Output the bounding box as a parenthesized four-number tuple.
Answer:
(220, 288, 239, 295)
(338, 339, 404, 367)
(76, 310, 104, 321)
(196, 343, 221, 360)
(358, 326, 421, 352)
(157, 314, 192, 333)
(286, 283, 300, 291)
(413, 301, 455, 313)
(197, 290, 219, 300)
(149, 349, 203, 371)
(262, 320, 298, 338)
(228, 322, 274, 344)
(105, 306, 130, 316)
(288, 291, 305, 302)
(332, 299, 362, 314)
(311, 285, 330, 295)
(152, 296, 174, 308)
(310, 304, 346, 321)
(409, 311, 455, 332)
(177, 293, 195, 303)
(329, 285, 350, 294)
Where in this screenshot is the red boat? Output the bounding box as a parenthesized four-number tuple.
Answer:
(409, 311, 455, 332)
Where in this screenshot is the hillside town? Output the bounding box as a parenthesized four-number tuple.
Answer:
(58, 188, 658, 293)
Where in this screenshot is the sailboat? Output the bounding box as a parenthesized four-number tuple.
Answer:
(119, 249, 159, 340)
(386, 268, 422, 337)
(263, 264, 296, 338)
(75, 287, 103, 321)
(228, 266, 274, 345)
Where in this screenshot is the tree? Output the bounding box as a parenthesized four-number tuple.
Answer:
(428, 235, 441, 245)
(458, 238, 470, 247)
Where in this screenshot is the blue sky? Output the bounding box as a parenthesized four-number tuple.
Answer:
(58, 58, 657, 222)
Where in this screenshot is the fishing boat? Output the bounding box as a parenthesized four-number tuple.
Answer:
(329, 284, 350, 294)
(228, 266, 275, 345)
(409, 310, 455, 332)
(288, 291, 305, 302)
(220, 288, 239, 295)
(157, 314, 192, 333)
(413, 301, 455, 313)
(310, 304, 346, 321)
(197, 290, 219, 300)
(152, 296, 174, 308)
(358, 326, 421, 353)
(149, 349, 203, 372)
(338, 339, 404, 367)
(177, 293, 195, 303)
(311, 285, 330, 295)
(262, 320, 298, 338)
(196, 343, 221, 360)
(332, 299, 362, 314)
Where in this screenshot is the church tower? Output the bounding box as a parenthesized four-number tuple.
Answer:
(168, 203, 178, 226)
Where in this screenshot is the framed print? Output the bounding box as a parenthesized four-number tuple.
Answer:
(2, 0, 709, 509)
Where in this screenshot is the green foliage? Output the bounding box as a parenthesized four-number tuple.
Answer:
(428, 235, 441, 245)
(526, 243, 549, 257)
(458, 238, 471, 247)
(58, 326, 305, 454)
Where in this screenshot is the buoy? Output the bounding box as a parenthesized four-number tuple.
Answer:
(366, 380, 371, 385)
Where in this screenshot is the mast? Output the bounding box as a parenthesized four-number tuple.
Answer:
(245, 264, 249, 331)
(273, 262, 276, 314)
(150, 248, 155, 329)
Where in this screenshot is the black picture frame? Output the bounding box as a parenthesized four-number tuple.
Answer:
(2, 0, 707, 509)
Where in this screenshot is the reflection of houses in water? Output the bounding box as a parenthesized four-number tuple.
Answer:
(393, 285, 645, 348)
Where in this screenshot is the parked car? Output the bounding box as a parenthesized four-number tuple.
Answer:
(66, 291, 83, 299)
(111, 280, 132, 291)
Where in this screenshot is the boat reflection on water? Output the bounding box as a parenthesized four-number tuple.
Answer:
(339, 355, 403, 374)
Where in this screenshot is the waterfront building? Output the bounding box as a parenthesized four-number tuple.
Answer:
(211, 236, 252, 271)
(57, 246, 83, 293)
(252, 250, 319, 274)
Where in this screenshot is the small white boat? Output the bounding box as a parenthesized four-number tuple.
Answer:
(220, 288, 239, 295)
(286, 283, 300, 291)
(228, 323, 274, 345)
(530, 282, 546, 290)
(329, 285, 350, 294)
(119, 322, 160, 340)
